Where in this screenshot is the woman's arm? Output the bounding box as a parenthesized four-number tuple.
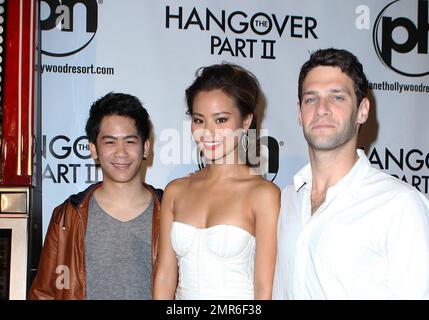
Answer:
(253, 181, 281, 300)
(153, 180, 180, 299)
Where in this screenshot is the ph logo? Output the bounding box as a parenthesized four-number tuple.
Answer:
(257, 136, 280, 182)
(373, 0, 429, 77)
(41, 0, 98, 57)
(248, 135, 284, 182)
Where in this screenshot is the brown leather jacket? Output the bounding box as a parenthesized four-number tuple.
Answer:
(28, 182, 162, 300)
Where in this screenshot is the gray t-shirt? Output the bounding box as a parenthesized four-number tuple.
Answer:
(85, 195, 153, 300)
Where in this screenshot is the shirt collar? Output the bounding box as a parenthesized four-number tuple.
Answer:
(293, 162, 312, 192)
(293, 149, 371, 199)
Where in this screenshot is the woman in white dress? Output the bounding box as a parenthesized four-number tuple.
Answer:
(153, 63, 280, 300)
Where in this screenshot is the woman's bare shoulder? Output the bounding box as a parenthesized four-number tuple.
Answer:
(248, 177, 281, 201)
(163, 177, 187, 198)
(164, 170, 206, 195)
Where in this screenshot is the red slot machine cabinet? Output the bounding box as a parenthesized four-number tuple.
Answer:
(0, 0, 42, 300)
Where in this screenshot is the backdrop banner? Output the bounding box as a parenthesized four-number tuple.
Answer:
(40, 0, 429, 236)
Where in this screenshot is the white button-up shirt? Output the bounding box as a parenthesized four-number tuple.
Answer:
(273, 150, 429, 299)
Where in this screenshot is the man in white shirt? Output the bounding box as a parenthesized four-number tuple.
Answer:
(273, 48, 429, 299)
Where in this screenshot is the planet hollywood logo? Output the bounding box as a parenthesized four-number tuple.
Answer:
(373, 0, 429, 77)
(40, 0, 99, 57)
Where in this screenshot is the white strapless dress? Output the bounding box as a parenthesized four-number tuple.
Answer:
(170, 221, 256, 300)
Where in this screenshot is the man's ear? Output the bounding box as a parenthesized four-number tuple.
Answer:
(357, 98, 370, 125)
(89, 142, 98, 161)
(143, 138, 151, 159)
(297, 101, 303, 127)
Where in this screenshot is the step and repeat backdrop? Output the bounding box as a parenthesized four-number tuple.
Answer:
(41, 0, 429, 236)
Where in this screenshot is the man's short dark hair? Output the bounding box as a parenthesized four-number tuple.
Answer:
(85, 92, 152, 145)
(298, 48, 368, 105)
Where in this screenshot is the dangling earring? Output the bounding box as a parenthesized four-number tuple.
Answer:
(198, 149, 205, 170)
(241, 131, 249, 153)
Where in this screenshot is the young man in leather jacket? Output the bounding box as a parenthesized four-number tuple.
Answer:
(29, 92, 163, 299)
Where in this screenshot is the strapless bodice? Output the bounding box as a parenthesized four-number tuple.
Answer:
(170, 221, 256, 300)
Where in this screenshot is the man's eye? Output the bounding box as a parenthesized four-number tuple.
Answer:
(304, 97, 316, 104)
(333, 95, 345, 101)
(126, 140, 136, 144)
(105, 141, 114, 145)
